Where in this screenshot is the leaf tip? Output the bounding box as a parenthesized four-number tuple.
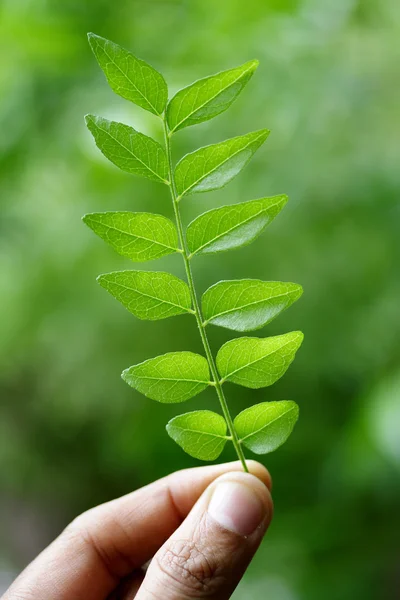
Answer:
(249, 58, 260, 71)
(120, 368, 129, 383)
(292, 401, 300, 419)
(280, 194, 289, 205)
(87, 32, 101, 50)
(96, 273, 107, 287)
(84, 113, 94, 127)
(294, 330, 305, 345)
(251, 128, 271, 146)
(285, 400, 300, 429)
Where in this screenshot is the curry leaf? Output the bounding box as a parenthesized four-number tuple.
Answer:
(166, 411, 228, 460)
(86, 38, 305, 467)
(216, 331, 304, 388)
(82, 211, 179, 262)
(97, 270, 192, 320)
(88, 33, 167, 116)
(174, 130, 269, 198)
(202, 280, 303, 332)
(85, 115, 169, 184)
(167, 60, 258, 133)
(235, 401, 299, 454)
(187, 195, 287, 256)
(122, 352, 210, 403)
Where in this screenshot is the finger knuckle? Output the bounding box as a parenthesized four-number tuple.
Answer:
(65, 514, 116, 568)
(64, 510, 91, 538)
(156, 537, 226, 596)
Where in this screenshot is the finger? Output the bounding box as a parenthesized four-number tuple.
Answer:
(106, 570, 144, 599)
(136, 471, 273, 600)
(3, 461, 270, 600)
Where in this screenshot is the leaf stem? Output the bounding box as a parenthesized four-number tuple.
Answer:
(162, 118, 248, 473)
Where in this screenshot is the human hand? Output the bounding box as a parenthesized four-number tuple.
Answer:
(3, 461, 272, 600)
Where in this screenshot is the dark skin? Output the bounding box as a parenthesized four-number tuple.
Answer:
(2, 461, 273, 600)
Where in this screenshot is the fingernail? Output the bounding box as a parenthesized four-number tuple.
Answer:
(208, 480, 267, 536)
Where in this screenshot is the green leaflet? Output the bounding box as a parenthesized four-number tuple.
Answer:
(85, 115, 169, 184)
(187, 195, 287, 256)
(82, 212, 179, 262)
(202, 280, 303, 332)
(122, 352, 210, 403)
(235, 401, 299, 454)
(216, 331, 304, 388)
(166, 410, 228, 460)
(88, 33, 167, 116)
(97, 270, 192, 320)
(167, 60, 258, 133)
(174, 130, 270, 198)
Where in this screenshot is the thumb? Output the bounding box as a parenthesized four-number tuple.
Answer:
(135, 471, 273, 599)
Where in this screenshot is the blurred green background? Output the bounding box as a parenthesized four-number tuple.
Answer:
(1, 0, 399, 597)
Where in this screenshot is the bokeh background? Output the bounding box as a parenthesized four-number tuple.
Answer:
(1, 0, 399, 597)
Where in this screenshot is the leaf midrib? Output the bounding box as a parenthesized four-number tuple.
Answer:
(87, 216, 178, 252)
(171, 425, 228, 440)
(221, 335, 298, 381)
(91, 117, 169, 184)
(170, 62, 255, 132)
(239, 405, 297, 442)
(206, 289, 296, 323)
(102, 278, 191, 312)
(132, 375, 210, 384)
(191, 200, 282, 255)
(97, 38, 160, 115)
(178, 131, 266, 197)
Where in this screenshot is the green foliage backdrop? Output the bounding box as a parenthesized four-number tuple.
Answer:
(0, 0, 399, 598)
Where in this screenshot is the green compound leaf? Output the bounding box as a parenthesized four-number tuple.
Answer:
(174, 129, 269, 198)
(84, 43, 304, 466)
(167, 60, 258, 133)
(122, 352, 210, 403)
(85, 115, 169, 184)
(82, 212, 179, 262)
(216, 331, 304, 388)
(187, 195, 287, 257)
(202, 280, 303, 332)
(166, 410, 228, 460)
(235, 401, 299, 454)
(88, 33, 167, 116)
(97, 270, 192, 320)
